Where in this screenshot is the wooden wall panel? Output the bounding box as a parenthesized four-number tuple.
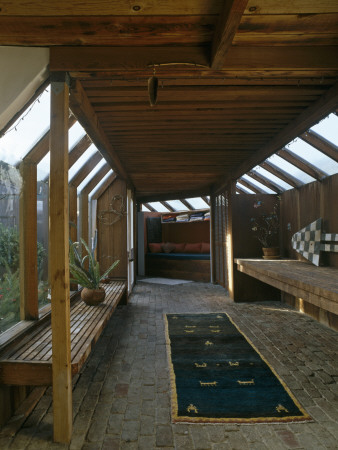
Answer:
(162, 221, 210, 244)
(281, 173, 338, 267)
(97, 178, 127, 279)
(231, 193, 281, 302)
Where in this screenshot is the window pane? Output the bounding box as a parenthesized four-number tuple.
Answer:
(310, 113, 338, 146)
(166, 200, 189, 211)
(185, 197, 209, 209)
(148, 202, 170, 212)
(68, 144, 97, 181)
(253, 166, 294, 191)
(69, 121, 86, 149)
(0, 162, 21, 332)
(241, 174, 275, 194)
(267, 154, 316, 184)
(37, 180, 49, 309)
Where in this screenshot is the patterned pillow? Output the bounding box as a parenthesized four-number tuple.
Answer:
(148, 242, 163, 253)
(162, 242, 176, 253)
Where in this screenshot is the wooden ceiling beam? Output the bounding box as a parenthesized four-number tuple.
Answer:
(69, 79, 131, 184)
(260, 160, 303, 188)
(236, 186, 247, 194)
(211, 0, 248, 70)
(237, 179, 266, 194)
(179, 199, 195, 210)
(300, 129, 338, 162)
(91, 173, 117, 201)
(214, 81, 338, 193)
(69, 152, 103, 188)
(247, 170, 285, 193)
(68, 134, 92, 168)
(50, 46, 338, 71)
(277, 148, 327, 181)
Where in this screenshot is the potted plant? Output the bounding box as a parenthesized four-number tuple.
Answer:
(69, 239, 119, 306)
(250, 200, 280, 259)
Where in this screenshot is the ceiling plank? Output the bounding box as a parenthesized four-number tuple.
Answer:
(247, 170, 285, 193)
(69, 79, 131, 184)
(50, 46, 338, 71)
(214, 81, 338, 193)
(211, 0, 249, 69)
(277, 148, 328, 181)
(260, 160, 303, 188)
(69, 152, 103, 188)
(300, 129, 338, 162)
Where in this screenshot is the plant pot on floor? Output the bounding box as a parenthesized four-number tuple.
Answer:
(81, 287, 106, 306)
(262, 247, 280, 259)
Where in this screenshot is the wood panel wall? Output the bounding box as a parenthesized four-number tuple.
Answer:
(162, 221, 209, 244)
(97, 178, 127, 279)
(280, 173, 338, 328)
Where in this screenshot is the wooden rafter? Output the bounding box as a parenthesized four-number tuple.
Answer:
(211, 0, 249, 69)
(143, 203, 156, 212)
(68, 134, 92, 168)
(69, 152, 102, 188)
(179, 198, 195, 210)
(81, 163, 110, 195)
(236, 186, 247, 194)
(91, 173, 117, 201)
(300, 129, 338, 163)
(238, 178, 266, 194)
(201, 196, 210, 206)
(69, 80, 131, 184)
(215, 81, 338, 193)
(137, 188, 211, 204)
(260, 160, 303, 188)
(22, 114, 76, 165)
(277, 148, 327, 181)
(161, 201, 176, 212)
(247, 170, 285, 193)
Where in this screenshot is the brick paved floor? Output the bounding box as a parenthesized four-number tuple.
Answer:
(2, 281, 338, 449)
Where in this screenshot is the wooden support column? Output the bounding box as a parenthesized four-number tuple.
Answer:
(210, 194, 216, 284)
(49, 74, 72, 444)
(79, 191, 89, 245)
(226, 183, 235, 300)
(69, 184, 78, 243)
(19, 160, 38, 320)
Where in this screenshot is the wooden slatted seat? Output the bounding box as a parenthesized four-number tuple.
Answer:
(0, 281, 127, 386)
(235, 259, 338, 315)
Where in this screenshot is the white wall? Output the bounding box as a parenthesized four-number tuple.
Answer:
(0, 47, 49, 131)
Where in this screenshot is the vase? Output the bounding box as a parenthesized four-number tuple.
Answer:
(81, 287, 106, 306)
(262, 247, 280, 260)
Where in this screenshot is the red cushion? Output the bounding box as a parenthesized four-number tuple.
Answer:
(148, 243, 163, 253)
(184, 242, 202, 253)
(173, 242, 186, 253)
(162, 242, 175, 254)
(201, 242, 210, 253)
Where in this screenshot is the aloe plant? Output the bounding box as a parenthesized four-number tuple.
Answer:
(69, 238, 119, 289)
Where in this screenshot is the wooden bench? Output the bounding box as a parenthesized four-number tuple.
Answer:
(235, 259, 338, 315)
(0, 280, 127, 386)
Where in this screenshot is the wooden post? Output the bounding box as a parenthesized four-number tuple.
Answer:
(19, 160, 38, 320)
(49, 74, 72, 443)
(210, 194, 216, 284)
(226, 182, 236, 300)
(69, 184, 78, 243)
(79, 191, 89, 245)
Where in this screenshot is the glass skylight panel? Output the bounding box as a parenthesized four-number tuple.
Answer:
(77, 159, 107, 192)
(69, 121, 86, 149)
(236, 182, 255, 194)
(142, 204, 151, 212)
(310, 113, 338, 146)
(148, 202, 170, 212)
(267, 154, 316, 184)
(253, 166, 294, 191)
(185, 197, 209, 209)
(89, 170, 113, 198)
(0, 86, 50, 166)
(166, 200, 189, 211)
(37, 152, 50, 181)
(286, 138, 337, 176)
(241, 174, 275, 194)
(68, 144, 97, 181)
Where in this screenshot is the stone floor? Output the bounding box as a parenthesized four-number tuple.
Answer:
(2, 280, 338, 449)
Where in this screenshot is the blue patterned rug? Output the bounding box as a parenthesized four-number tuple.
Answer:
(165, 313, 311, 423)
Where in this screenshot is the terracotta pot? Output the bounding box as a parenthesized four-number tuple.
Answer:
(81, 287, 106, 306)
(262, 247, 280, 260)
